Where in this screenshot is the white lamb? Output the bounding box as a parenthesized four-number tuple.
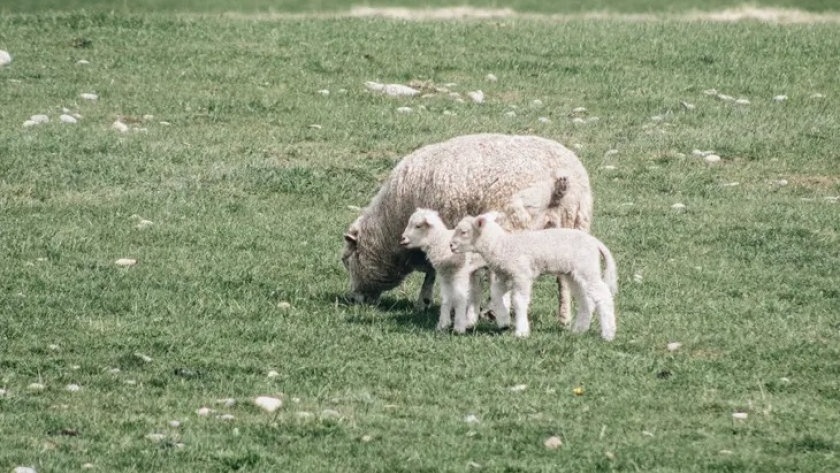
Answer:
(450, 212, 618, 340)
(400, 209, 486, 333)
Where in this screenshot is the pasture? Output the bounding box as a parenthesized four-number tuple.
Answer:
(1, 1, 839, 471)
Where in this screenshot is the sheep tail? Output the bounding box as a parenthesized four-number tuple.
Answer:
(597, 240, 618, 296)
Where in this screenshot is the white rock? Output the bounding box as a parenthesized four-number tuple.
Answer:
(196, 407, 213, 416)
(773, 95, 787, 102)
(776, 179, 788, 186)
(467, 90, 484, 103)
(572, 107, 587, 114)
(218, 414, 235, 421)
(572, 143, 582, 150)
(308, 124, 322, 130)
(62, 107, 71, 113)
(396, 106, 413, 114)
(671, 203, 686, 210)
(651, 115, 664, 122)
(735, 98, 750, 105)
(338, 88, 347, 93)
(135, 219, 153, 229)
(133, 352, 151, 362)
(538, 117, 550, 123)
(81, 464, 95, 469)
(572, 117, 588, 124)
(115, 258, 137, 268)
(780, 377, 791, 383)
(124, 380, 136, 385)
(31, 114, 50, 124)
(142, 114, 154, 121)
(485, 73, 497, 82)
(292, 397, 301, 403)
(79, 93, 98, 101)
(255, 396, 282, 413)
(464, 414, 480, 424)
(544, 436, 563, 449)
(810, 93, 825, 99)
(0, 50, 12, 66)
(532, 99, 543, 107)
(159, 121, 171, 126)
(267, 370, 279, 378)
(721, 182, 740, 187)
(605, 149, 619, 157)
(717, 94, 734, 102)
(217, 398, 236, 407)
(364, 81, 420, 97)
(66, 384, 81, 392)
(112, 121, 129, 133)
(667, 342, 682, 351)
(503, 111, 516, 118)
(732, 412, 748, 420)
(691, 149, 705, 157)
(509, 384, 527, 392)
(169, 420, 181, 428)
(0, 388, 7, 397)
(76, 59, 90, 65)
(587, 116, 599, 123)
(59, 114, 78, 124)
(23, 120, 38, 127)
(108, 368, 121, 374)
(703, 89, 718, 96)
(145, 433, 166, 442)
(454, 98, 465, 103)
(601, 165, 617, 171)
(28, 383, 45, 391)
(12, 468, 36, 473)
(704, 154, 722, 163)
(277, 301, 291, 310)
(317, 89, 330, 96)
(48, 344, 60, 351)
(443, 110, 456, 116)
(633, 274, 643, 283)
(361, 434, 374, 442)
(681, 101, 695, 110)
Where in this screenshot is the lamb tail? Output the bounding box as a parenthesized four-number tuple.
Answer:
(597, 240, 618, 296)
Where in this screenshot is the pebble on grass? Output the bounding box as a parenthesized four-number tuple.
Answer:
(133, 352, 151, 362)
(776, 179, 788, 186)
(717, 94, 735, 102)
(532, 99, 543, 108)
(464, 414, 480, 424)
(28, 383, 46, 391)
(671, 203, 686, 210)
(76, 60, 90, 65)
(633, 274, 643, 283)
(544, 436, 563, 449)
(66, 384, 81, 392)
(23, 120, 39, 127)
(443, 110, 456, 116)
(218, 414, 235, 421)
(361, 434, 374, 443)
(704, 154, 722, 163)
(681, 101, 695, 110)
(59, 114, 78, 124)
(601, 165, 617, 170)
(773, 95, 788, 102)
(467, 90, 484, 103)
(396, 106, 413, 114)
(255, 396, 282, 413)
(0, 50, 12, 66)
(605, 149, 619, 157)
(12, 468, 36, 473)
(538, 117, 550, 123)
(485, 73, 497, 82)
(810, 93, 825, 99)
(667, 342, 682, 351)
(113, 121, 129, 133)
(573, 387, 585, 396)
(732, 412, 748, 421)
(735, 98, 750, 105)
(31, 114, 50, 124)
(196, 407, 212, 416)
(169, 420, 181, 428)
(308, 124, 322, 130)
(145, 433, 166, 443)
(267, 370, 279, 378)
(317, 89, 329, 96)
(79, 93, 98, 101)
(572, 107, 587, 114)
(81, 464, 95, 469)
(364, 81, 420, 97)
(115, 258, 137, 268)
(509, 384, 527, 392)
(504, 111, 516, 118)
(277, 301, 291, 310)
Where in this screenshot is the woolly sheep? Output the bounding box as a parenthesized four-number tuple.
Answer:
(341, 133, 593, 323)
(400, 208, 486, 333)
(450, 212, 618, 340)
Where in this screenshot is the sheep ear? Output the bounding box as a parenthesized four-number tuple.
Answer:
(344, 231, 359, 246)
(475, 216, 486, 228)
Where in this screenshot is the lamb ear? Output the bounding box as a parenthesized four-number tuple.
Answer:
(344, 231, 359, 245)
(475, 216, 486, 228)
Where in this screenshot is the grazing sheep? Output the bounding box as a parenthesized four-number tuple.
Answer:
(341, 133, 593, 324)
(400, 208, 486, 333)
(450, 212, 618, 340)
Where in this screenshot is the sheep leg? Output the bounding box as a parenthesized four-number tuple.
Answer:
(465, 270, 482, 328)
(436, 282, 453, 331)
(570, 278, 594, 335)
(452, 280, 471, 334)
(590, 280, 616, 341)
(489, 274, 511, 329)
(557, 275, 572, 326)
(511, 279, 533, 338)
(416, 268, 436, 311)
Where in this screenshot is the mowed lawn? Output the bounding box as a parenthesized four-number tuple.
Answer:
(1, 5, 840, 473)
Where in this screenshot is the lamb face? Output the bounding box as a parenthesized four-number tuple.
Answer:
(449, 217, 478, 254)
(399, 209, 435, 249)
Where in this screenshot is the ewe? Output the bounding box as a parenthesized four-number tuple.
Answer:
(400, 209, 486, 333)
(342, 133, 593, 326)
(450, 212, 618, 340)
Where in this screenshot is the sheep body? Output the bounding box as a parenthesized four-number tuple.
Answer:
(400, 209, 486, 333)
(450, 212, 617, 340)
(342, 133, 593, 318)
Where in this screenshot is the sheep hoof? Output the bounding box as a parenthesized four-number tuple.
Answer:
(514, 329, 530, 338)
(416, 298, 433, 311)
(435, 322, 452, 331)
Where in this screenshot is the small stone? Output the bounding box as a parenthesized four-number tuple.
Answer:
(134, 352, 152, 362)
(508, 384, 527, 392)
(124, 380, 136, 385)
(443, 110, 456, 116)
(572, 143, 582, 150)
(468, 461, 481, 468)
(720, 450, 734, 454)
(810, 93, 825, 99)
(651, 115, 664, 122)
(277, 301, 291, 310)
(48, 344, 60, 351)
(633, 274, 643, 283)
(308, 124, 322, 130)
(0, 50, 12, 66)
(704, 154, 722, 163)
(667, 342, 682, 351)
(81, 464, 95, 469)
(142, 114, 154, 121)
(691, 149, 705, 156)
(169, 420, 181, 428)
(361, 434, 374, 442)
(108, 368, 121, 374)
(776, 179, 788, 186)
(732, 412, 748, 420)
(573, 387, 584, 396)
(504, 111, 516, 118)
(145, 433, 166, 442)
(159, 121, 171, 126)
(601, 165, 617, 170)
(135, 219, 153, 229)
(66, 384, 81, 392)
(703, 89, 718, 96)
(28, 383, 45, 391)
(59, 114, 78, 124)
(537, 117, 550, 123)
(364, 81, 420, 97)
(780, 377, 791, 383)
(605, 451, 615, 460)
(485, 73, 497, 82)
(267, 370, 279, 378)
(292, 397, 300, 403)
(717, 94, 734, 102)
(79, 93, 98, 101)
(218, 414, 235, 421)
(317, 89, 330, 96)
(467, 90, 484, 103)
(254, 396, 282, 413)
(642, 430, 654, 437)
(671, 203, 686, 210)
(681, 101, 695, 110)
(76, 60, 90, 65)
(12, 468, 36, 473)
(115, 258, 137, 268)
(464, 414, 480, 424)
(605, 149, 619, 157)
(112, 121, 129, 133)
(735, 98, 750, 105)
(196, 407, 212, 416)
(396, 106, 413, 114)
(721, 182, 740, 187)
(544, 436, 563, 449)
(532, 99, 543, 107)
(773, 95, 787, 102)
(217, 398, 236, 407)
(23, 120, 38, 127)
(572, 107, 587, 114)
(572, 117, 586, 124)
(31, 114, 50, 124)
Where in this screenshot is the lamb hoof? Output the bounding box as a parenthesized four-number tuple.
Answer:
(601, 330, 616, 341)
(416, 298, 433, 311)
(452, 325, 468, 335)
(435, 322, 452, 332)
(514, 329, 530, 338)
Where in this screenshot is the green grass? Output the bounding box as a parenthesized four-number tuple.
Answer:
(2, 6, 840, 473)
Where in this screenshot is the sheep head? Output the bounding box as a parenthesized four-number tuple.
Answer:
(399, 208, 443, 249)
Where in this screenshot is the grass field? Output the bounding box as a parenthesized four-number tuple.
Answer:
(1, 1, 840, 472)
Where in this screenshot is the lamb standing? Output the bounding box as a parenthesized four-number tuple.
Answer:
(400, 209, 486, 333)
(342, 133, 593, 326)
(450, 212, 618, 340)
